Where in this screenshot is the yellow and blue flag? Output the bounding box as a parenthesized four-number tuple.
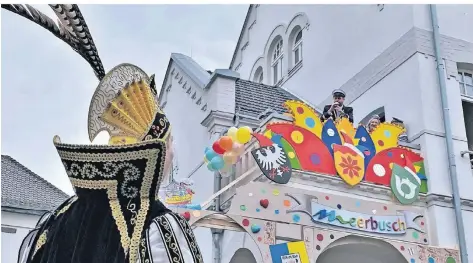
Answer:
(269, 241, 309, 263)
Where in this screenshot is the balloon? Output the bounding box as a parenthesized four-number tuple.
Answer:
(205, 149, 218, 161)
(207, 162, 216, 171)
(232, 143, 245, 155)
(219, 136, 234, 151)
(204, 156, 208, 163)
(212, 140, 225, 155)
(210, 156, 225, 170)
(236, 126, 252, 144)
(219, 164, 233, 177)
(227, 127, 238, 141)
(223, 152, 237, 164)
(204, 147, 211, 154)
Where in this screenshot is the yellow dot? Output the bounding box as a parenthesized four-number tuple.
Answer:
(389, 163, 394, 169)
(291, 131, 304, 144)
(288, 152, 295, 158)
(192, 211, 201, 217)
(273, 189, 280, 196)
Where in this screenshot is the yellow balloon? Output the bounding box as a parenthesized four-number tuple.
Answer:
(227, 127, 238, 141)
(236, 126, 252, 144)
(204, 156, 208, 163)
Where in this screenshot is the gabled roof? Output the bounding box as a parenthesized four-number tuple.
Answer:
(158, 53, 211, 103)
(1, 155, 69, 213)
(229, 5, 254, 69)
(235, 79, 298, 118)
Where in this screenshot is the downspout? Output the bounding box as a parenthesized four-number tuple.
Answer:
(212, 171, 223, 263)
(430, 5, 469, 263)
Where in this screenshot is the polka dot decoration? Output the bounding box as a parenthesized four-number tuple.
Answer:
(336, 204, 342, 209)
(428, 257, 435, 263)
(412, 232, 419, 239)
(242, 219, 250, 226)
(248, 193, 253, 197)
(378, 140, 385, 147)
(291, 131, 304, 144)
(384, 130, 391, 138)
(272, 189, 280, 196)
(373, 164, 386, 177)
(296, 107, 304, 114)
(275, 210, 280, 215)
(411, 259, 416, 263)
(446, 257, 456, 263)
(288, 152, 296, 158)
(261, 189, 266, 194)
(383, 206, 388, 211)
(327, 129, 335, 137)
(256, 208, 260, 212)
(240, 205, 247, 211)
(292, 214, 301, 223)
(310, 154, 321, 165)
(257, 237, 262, 242)
(329, 234, 334, 239)
(325, 196, 330, 200)
(400, 246, 405, 251)
(316, 245, 321, 251)
(283, 200, 291, 207)
(317, 234, 324, 241)
(355, 201, 361, 207)
(305, 117, 315, 128)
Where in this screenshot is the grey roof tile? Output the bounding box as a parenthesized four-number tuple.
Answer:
(235, 79, 298, 118)
(1, 155, 69, 212)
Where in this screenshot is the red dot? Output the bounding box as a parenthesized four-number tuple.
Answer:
(297, 107, 304, 114)
(383, 206, 388, 210)
(421, 222, 425, 226)
(242, 219, 250, 226)
(317, 234, 324, 241)
(400, 246, 405, 251)
(378, 140, 385, 146)
(325, 196, 330, 200)
(257, 237, 262, 242)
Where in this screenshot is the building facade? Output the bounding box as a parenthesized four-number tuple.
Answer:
(157, 4, 473, 263)
(1, 155, 69, 263)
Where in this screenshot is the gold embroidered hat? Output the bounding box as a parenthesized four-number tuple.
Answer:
(88, 63, 171, 145)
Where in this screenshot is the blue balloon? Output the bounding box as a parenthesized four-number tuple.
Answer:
(210, 156, 225, 170)
(205, 149, 217, 161)
(207, 162, 216, 171)
(204, 147, 211, 154)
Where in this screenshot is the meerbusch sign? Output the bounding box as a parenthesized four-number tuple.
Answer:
(310, 203, 423, 235)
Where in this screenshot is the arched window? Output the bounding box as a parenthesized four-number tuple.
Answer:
(253, 66, 264, 84)
(293, 30, 303, 65)
(271, 39, 284, 85)
(458, 70, 473, 97)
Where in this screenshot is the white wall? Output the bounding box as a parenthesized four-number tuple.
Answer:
(2, 211, 40, 263)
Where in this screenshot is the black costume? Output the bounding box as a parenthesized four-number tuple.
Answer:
(5, 4, 204, 263)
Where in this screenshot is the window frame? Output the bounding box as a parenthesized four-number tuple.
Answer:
(292, 30, 303, 65)
(271, 39, 284, 85)
(458, 70, 473, 98)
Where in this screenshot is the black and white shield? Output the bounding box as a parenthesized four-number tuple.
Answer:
(251, 143, 292, 184)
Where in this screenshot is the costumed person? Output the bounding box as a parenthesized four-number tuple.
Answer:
(320, 89, 354, 123)
(391, 117, 408, 142)
(5, 4, 204, 263)
(367, 114, 381, 133)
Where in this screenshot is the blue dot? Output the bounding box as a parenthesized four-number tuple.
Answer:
(387, 152, 393, 158)
(411, 259, 416, 263)
(428, 257, 435, 263)
(337, 204, 342, 209)
(310, 154, 321, 165)
(256, 208, 260, 212)
(275, 210, 280, 215)
(355, 201, 361, 207)
(292, 214, 300, 222)
(305, 117, 315, 128)
(384, 130, 391, 138)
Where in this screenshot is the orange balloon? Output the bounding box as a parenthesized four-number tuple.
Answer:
(219, 136, 234, 151)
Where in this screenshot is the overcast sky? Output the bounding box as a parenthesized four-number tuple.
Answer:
(1, 4, 248, 195)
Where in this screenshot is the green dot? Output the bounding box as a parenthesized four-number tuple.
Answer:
(446, 257, 456, 263)
(261, 189, 266, 194)
(412, 232, 419, 239)
(240, 205, 246, 211)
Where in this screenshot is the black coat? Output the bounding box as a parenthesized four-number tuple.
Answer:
(321, 104, 354, 123)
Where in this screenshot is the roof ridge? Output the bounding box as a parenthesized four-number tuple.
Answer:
(1, 155, 68, 198)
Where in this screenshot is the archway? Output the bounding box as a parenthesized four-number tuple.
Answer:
(316, 235, 407, 263)
(229, 248, 258, 263)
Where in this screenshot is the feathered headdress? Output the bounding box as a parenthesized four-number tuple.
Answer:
(2, 4, 169, 144)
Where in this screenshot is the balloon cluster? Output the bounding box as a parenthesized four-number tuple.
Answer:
(204, 126, 253, 173)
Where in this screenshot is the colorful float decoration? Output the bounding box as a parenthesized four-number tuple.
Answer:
(270, 241, 309, 263)
(158, 178, 199, 209)
(204, 126, 253, 175)
(251, 100, 428, 205)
